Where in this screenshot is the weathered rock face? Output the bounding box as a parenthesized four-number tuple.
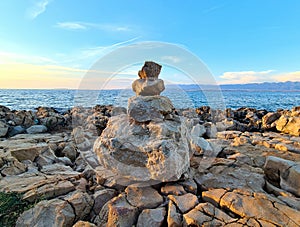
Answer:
(16, 198, 75, 227)
(94, 113, 190, 183)
(128, 96, 174, 122)
(94, 61, 190, 183)
(264, 156, 300, 197)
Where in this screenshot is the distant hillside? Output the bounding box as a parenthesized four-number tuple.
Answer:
(166, 81, 300, 91)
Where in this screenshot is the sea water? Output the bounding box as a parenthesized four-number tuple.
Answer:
(0, 89, 299, 112)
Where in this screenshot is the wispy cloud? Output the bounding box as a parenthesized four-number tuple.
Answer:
(27, 0, 52, 20)
(56, 22, 87, 30)
(0, 51, 57, 64)
(80, 36, 141, 59)
(56, 21, 132, 32)
(202, 3, 227, 14)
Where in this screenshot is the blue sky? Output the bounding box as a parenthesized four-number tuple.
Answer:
(0, 0, 299, 89)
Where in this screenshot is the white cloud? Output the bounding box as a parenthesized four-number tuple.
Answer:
(27, 0, 51, 20)
(56, 22, 87, 30)
(273, 71, 300, 82)
(56, 21, 132, 32)
(219, 70, 275, 84)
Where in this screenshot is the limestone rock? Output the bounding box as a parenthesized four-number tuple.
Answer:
(262, 112, 280, 129)
(8, 125, 25, 137)
(23, 180, 75, 202)
(132, 79, 165, 96)
(168, 193, 198, 213)
(183, 202, 237, 226)
(161, 183, 186, 195)
(167, 200, 182, 226)
(9, 142, 48, 162)
(0, 120, 9, 137)
(64, 191, 93, 222)
(73, 221, 96, 227)
(127, 96, 174, 122)
(16, 199, 75, 227)
(94, 114, 190, 183)
(264, 156, 300, 196)
(0, 152, 26, 176)
(219, 190, 300, 227)
(26, 125, 48, 134)
(195, 165, 265, 192)
(125, 185, 163, 209)
(137, 207, 166, 227)
(106, 194, 139, 227)
(276, 115, 300, 136)
(93, 189, 117, 214)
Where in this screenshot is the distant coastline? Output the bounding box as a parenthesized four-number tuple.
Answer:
(171, 81, 300, 92)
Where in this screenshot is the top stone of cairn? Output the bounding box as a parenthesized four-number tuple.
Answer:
(132, 61, 165, 96)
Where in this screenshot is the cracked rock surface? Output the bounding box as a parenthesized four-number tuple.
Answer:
(1, 104, 300, 226)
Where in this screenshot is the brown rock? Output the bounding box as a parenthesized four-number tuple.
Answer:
(138, 61, 162, 80)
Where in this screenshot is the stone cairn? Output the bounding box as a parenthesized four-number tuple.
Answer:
(94, 61, 192, 183)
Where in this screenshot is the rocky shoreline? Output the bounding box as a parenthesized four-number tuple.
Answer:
(1, 103, 300, 226)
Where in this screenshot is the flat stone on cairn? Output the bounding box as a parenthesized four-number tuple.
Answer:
(129, 61, 172, 122)
(132, 61, 165, 96)
(93, 61, 191, 183)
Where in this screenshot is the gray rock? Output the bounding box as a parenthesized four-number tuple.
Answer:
(106, 194, 139, 227)
(219, 189, 300, 227)
(8, 125, 25, 137)
(73, 221, 96, 227)
(26, 125, 48, 134)
(16, 199, 75, 227)
(94, 114, 190, 183)
(132, 78, 165, 96)
(127, 95, 174, 122)
(9, 142, 48, 162)
(264, 156, 300, 196)
(137, 207, 166, 227)
(168, 193, 199, 213)
(93, 189, 117, 214)
(161, 183, 186, 195)
(111, 106, 127, 116)
(167, 200, 182, 226)
(125, 185, 163, 209)
(183, 202, 236, 226)
(64, 191, 93, 222)
(0, 120, 8, 137)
